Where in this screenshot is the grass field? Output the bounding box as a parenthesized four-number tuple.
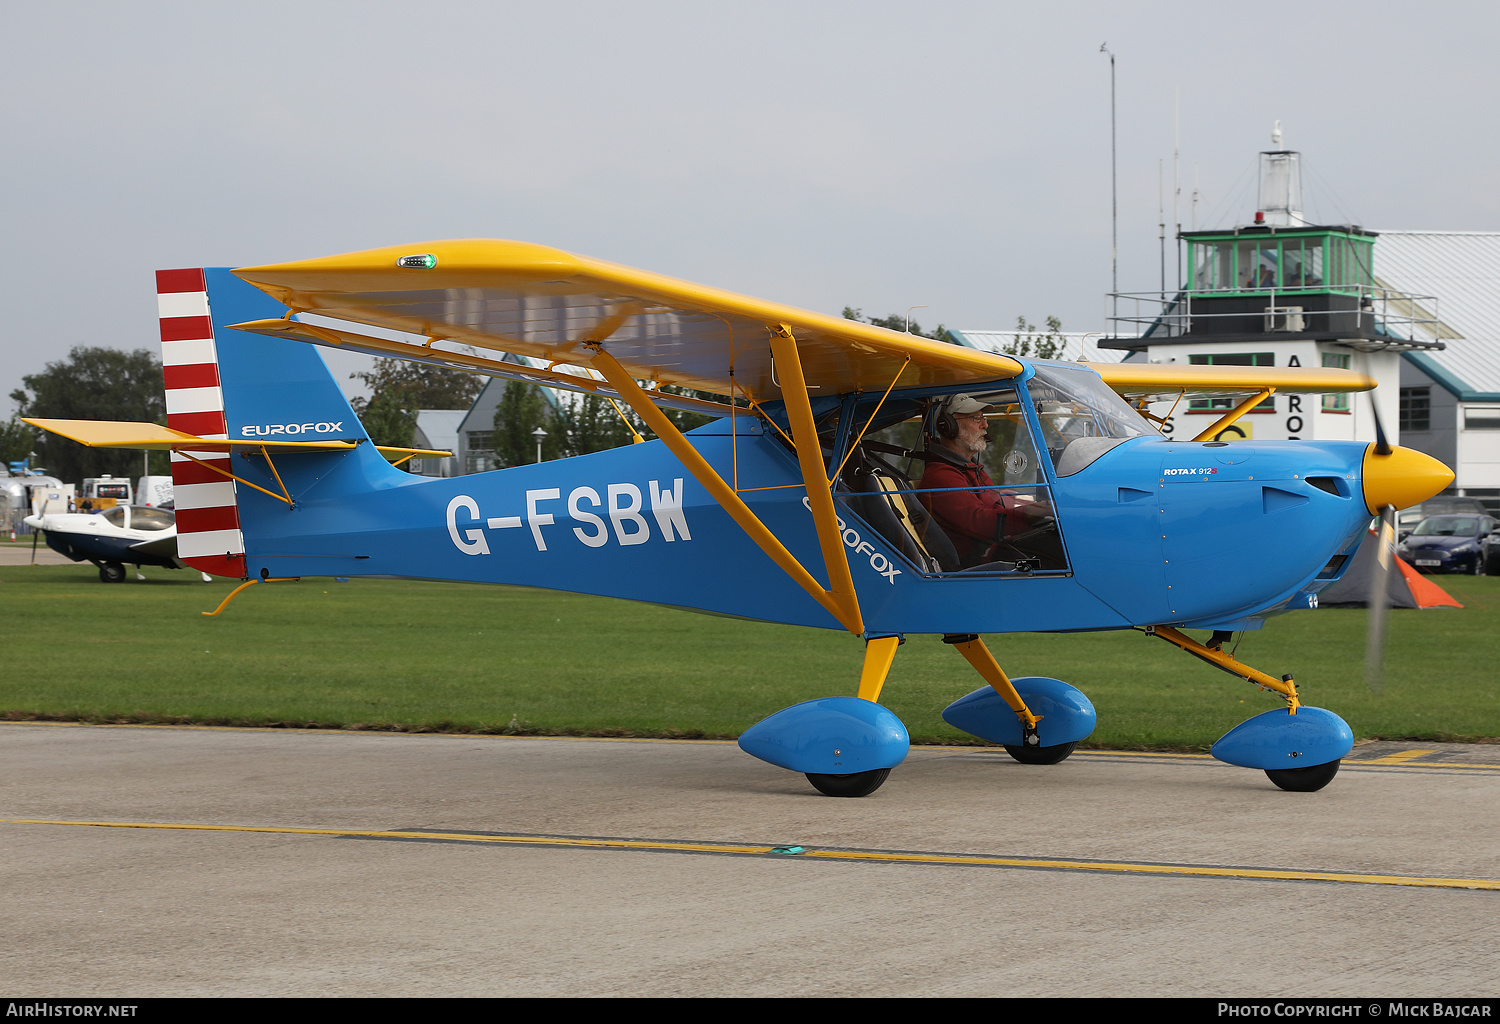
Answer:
(3, 551, 1498, 748)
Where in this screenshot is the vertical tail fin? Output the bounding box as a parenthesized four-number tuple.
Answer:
(158, 268, 245, 578)
(157, 266, 371, 578)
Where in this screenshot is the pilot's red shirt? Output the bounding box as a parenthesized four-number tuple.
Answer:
(919, 448, 1030, 560)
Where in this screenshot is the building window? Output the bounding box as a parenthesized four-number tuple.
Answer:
(466, 450, 498, 474)
(1400, 388, 1431, 432)
(1189, 353, 1276, 411)
(1322, 353, 1351, 412)
(1464, 406, 1500, 430)
(465, 430, 498, 473)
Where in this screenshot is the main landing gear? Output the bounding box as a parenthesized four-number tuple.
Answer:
(1005, 741, 1079, 766)
(939, 635, 1098, 760)
(738, 637, 910, 797)
(737, 633, 1099, 797)
(806, 768, 893, 798)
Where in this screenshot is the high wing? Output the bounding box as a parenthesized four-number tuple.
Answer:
(226, 317, 735, 418)
(1083, 361, 1375, 400)
(230, 239, 1025, 403)
(229, 239, 1378, 406)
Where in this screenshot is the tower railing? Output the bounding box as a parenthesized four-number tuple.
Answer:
(1104, 285, 1448, 351)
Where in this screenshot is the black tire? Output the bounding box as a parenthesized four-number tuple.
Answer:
(1004, 741, 1078, 765)
(99, 562, 126, 583)
(805, 768, 891, 797)
(1265, 759, 1341, 792)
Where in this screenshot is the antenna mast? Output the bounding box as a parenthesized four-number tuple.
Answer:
(1101, 44, 1117, 319)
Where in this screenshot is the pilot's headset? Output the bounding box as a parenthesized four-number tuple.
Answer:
(932, 394, 963, 440)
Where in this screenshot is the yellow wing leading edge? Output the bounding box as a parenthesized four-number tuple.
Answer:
(230, 239, 1026, 404)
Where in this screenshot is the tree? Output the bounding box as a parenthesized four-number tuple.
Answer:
(0, 417, 38, 468)
(350, 359, 485, 465)
(561, 392, 644, 456)
(654, 385, 719, 436)
(842, 307, 951, 343)
(490, 379, 720, 467)
(492, 380, 568, 467)
(351, 360, 484, 413)
(10, 347, 168, 484)
(1002, 316, 1066, 359)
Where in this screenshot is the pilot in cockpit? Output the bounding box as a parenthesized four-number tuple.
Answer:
(918, 393, 1049, 568)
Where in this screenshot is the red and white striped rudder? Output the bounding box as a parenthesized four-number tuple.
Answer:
(157, 268, 246, 579)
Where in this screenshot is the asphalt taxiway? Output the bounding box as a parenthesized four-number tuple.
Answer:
(2, 723, 1497, 997)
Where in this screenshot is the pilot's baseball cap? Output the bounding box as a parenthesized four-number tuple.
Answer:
(946, 394, 993, 416)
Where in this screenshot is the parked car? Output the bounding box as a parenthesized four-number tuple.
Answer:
(1397, 496, 1488, 541)
(1396, 514, 1497, 575)
(1486, 528, 1500, 576)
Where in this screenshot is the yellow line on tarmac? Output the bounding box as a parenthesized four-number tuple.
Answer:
(1359, 749, 1436, 765)
(6, 818, 1498, 891)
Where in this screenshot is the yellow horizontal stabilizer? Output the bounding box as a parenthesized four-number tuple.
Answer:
(23, 419, 359, 453)
(228, 317, 735, 418)
(232, 239, 1025, 402)
(374, 444, 454, 458)
(1082, 362, 1376, 398)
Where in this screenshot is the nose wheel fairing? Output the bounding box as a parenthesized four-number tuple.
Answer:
(1211, 706, 1353, 772)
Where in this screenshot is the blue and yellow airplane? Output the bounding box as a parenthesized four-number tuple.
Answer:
(27, 240, 1453, 796)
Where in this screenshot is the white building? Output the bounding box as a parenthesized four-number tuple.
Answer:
(409, 409, 466, 478)
(1374, 231, 1500, 503)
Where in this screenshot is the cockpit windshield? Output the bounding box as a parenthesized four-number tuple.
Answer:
(1026, 363, 1154, 476)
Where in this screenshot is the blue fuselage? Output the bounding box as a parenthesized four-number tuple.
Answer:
(228, 418, 1372, 636)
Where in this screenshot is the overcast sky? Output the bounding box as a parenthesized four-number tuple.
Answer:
(4, 0, 1497, 408)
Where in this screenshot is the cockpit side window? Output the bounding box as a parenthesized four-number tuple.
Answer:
(833, 387, 1068, 576)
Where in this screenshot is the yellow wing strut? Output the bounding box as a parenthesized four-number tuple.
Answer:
(1191, 389, 1275, 443)
(588, 334, 864, 636)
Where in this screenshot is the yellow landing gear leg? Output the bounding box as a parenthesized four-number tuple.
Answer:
(943, 634, 1050, 755)
(940, 634, 1088, 765)
(1147, 626, 1301, 710)
(856, 635, 902, 703)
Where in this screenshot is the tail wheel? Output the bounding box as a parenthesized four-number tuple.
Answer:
(805, 768, 891, 797)
(98, 562, 126, 583)
(1004, 741, 1078, 765)
(1265, 759, 1341, 792)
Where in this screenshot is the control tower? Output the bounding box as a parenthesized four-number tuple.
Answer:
(1104, 124, 1444, 444)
